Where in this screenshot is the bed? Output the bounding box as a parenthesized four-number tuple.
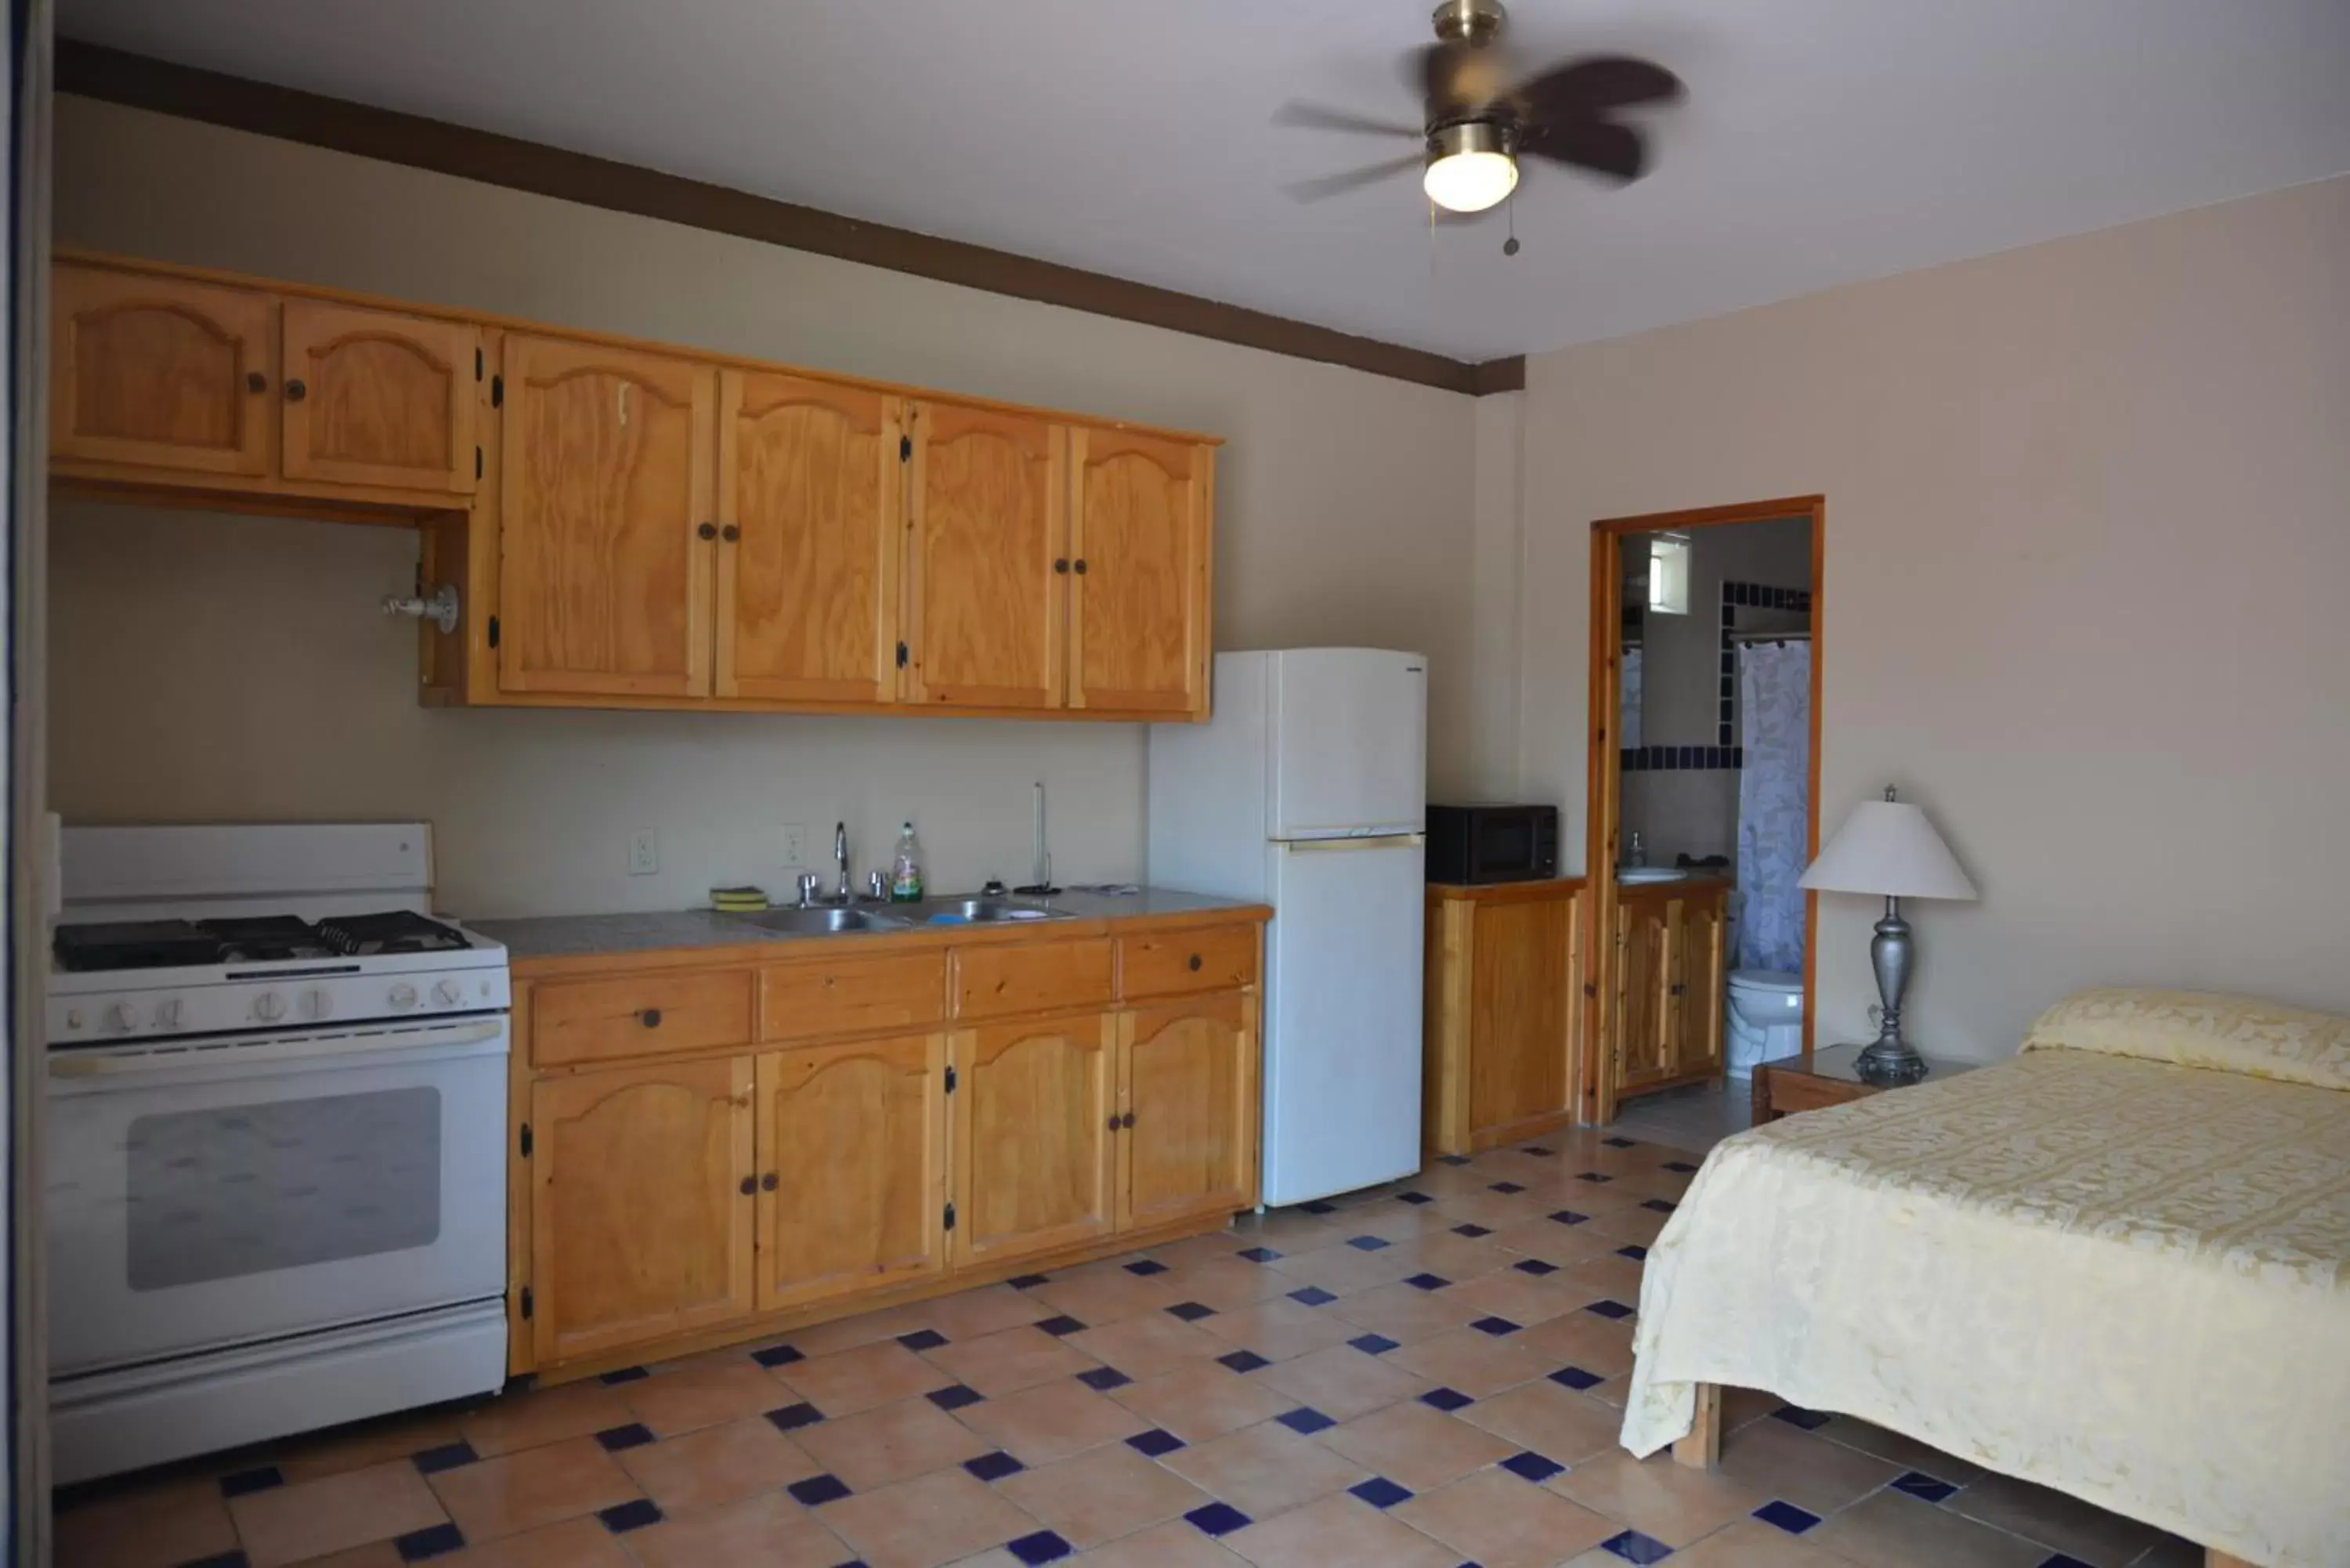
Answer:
(1622, 988, 2350, 1568)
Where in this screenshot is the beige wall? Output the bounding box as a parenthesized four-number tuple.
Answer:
(1510, 173, 2350, 1057)
(49, 97, 1483, 917)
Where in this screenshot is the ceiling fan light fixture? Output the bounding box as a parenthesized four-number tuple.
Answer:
(1423, 121, 1518, 213)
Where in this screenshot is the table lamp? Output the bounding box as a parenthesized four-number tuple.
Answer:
(1799, 786, 1977, 1086)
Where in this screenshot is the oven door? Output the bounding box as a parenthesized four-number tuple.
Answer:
(45, 1017, 508, 1377)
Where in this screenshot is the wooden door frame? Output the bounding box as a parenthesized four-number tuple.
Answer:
(1578, 496, 1825, 1125)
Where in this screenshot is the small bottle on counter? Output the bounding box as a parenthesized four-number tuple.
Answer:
(889, 822, 925, 902)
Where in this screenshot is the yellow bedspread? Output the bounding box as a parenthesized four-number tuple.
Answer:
(1622, 994, 2350, 1568)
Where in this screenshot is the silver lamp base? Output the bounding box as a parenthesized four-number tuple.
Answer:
(1852, 901, 1928, 1087)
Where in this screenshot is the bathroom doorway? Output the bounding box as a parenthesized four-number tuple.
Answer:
(1579, 497, 1824, 1130)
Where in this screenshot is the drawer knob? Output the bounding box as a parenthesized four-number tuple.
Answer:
(284, 378, 307, 402)
(640, 1008, 663, 1028)
(761, 1172, 778, 1192)
(1187, 953, 1202, 971)
(722, 524, 740, 542)
(1107, 1114, 1120, 1132)
(245, 370, 267, 393)
(1054, 558, 1070, 574)
(1122, 1110, 1136, 1129)
(738, 1176, 755, 1196)
(697, 522, 718, 540)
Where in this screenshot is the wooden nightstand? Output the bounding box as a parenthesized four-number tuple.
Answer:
(1751, 1043, 1979, 1123)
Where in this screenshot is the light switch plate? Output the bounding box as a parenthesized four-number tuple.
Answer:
(778, 823, 807, 866)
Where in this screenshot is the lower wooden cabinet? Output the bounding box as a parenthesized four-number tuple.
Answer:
(529, 1056, 756, 1366)
(1614, 880, 1730, 1100)
(515, 932, 1264, 1378)
(756, 1035, 949, 1313)
(951, 1010, 1121, 1269)
(1423, 880, 1585, 1156)
(1119, 992, 1258, 1230)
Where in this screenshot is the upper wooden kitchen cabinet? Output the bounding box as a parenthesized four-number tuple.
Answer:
(949, 1010, 1119, 1269)
(755, 1035, 949, 1314)
(528, 1055, 756, 1366)
(1423, 880, 1585, 1156)
(1067, 428, 1212, 716)
(279, 300, 479, 497)
(714, 370, 904, 705)
(50, 262, 276, 477)
(1118, 992, 1256, 1231)
(496, 334, 718, 698)
(902, 401, 1068, 711)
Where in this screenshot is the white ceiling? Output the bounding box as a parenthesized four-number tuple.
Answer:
(58, 0, 2350, 363)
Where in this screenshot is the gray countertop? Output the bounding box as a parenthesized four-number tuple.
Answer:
(469, 886, 1264, 962)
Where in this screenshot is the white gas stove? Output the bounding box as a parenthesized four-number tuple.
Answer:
(45, 823, 512, 1483)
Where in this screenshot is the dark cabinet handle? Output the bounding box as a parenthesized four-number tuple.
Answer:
(1106, 1114, 1120, 1132)
(697, 522, 718, 540)
(1122, 1111, 1136, 1129)
(739, 1176, 756, 1196)
(760, 1172, 778, 1192)
(721, 524, 740, 542)
(245, 370, 267, 393)
(284, 378, 307, 403)
(1187, 954, 1202, 972)
(1073, 559, 1089, 575)
(640, 1008, 663, 1028)
(1054, 558, 1070, 574)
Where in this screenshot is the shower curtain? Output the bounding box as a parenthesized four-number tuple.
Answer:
(1735, 640, 1811, 974)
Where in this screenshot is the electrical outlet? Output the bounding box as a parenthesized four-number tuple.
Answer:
(778, 823, 807, 865)
(628, 829, 659, 876)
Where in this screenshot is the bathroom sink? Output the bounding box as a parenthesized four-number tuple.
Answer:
(913, 897, 1072, 925)
(1616, 866, 1690, 885)
(728, 905, 913, 935)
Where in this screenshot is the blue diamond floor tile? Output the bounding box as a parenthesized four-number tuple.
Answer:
(1184, 1502, 1251, 1537)
(1350, 1476, 1414, 1508)
(1128, 1428, 1187, 1457)
(1276, 1407, 1336, 1435)
(1078, 1366, 1133, 1392)
(1007, 1530, 1076, 1565)
(1754, 1500, 1822, 1534)
(1602, 1527, 1674, 1563)
(393, 1523, 466, 1562)
(1501, 1451, 1564, 1483)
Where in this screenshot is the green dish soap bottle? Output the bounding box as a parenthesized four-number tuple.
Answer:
(889, 821, 925, 903)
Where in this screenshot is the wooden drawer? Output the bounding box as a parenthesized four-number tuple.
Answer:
(1119, 923, 1259, 1000)
(531, 968, 756, 1067)
(1761, 1068, 1869, 1118)
(760, 950, 948, 1042)
(951, 938, 1115, 1021)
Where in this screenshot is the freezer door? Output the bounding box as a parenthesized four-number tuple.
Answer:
(1261, 835, 1425, 1207)
(1268, 649, 1427, 839)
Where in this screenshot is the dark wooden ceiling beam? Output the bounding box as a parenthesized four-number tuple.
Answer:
(56, 39, 1528, 397)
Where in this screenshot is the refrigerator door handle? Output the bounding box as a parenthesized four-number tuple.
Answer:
(1279, 833, 1425, 854)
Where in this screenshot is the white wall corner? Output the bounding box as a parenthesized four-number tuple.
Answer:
(1467, 389, 1527, 800)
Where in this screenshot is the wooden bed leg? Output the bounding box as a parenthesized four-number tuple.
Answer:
(1673, 1382, 1721, 1469)
(2207, 1553, 2256, 1568)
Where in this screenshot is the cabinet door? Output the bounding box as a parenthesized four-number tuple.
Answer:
(1467, 895, 1576, 1136)
(756, 1036, 948, 1313)
(949, 1011, 1117, 1268)
(1119, 992, 1256, 1232)
(904, 402, 1067, 710)
(499, 334, 716, 696)
(1675, 894, 1726, 1078)
(1614, 895, 1677, 1090)
(49, 264, 274, 475)
(1067, 428, 1210, 716)
(280, 301, 479, 494)
(715, 370, 904, 704)
(530, 1057, 754, 1366)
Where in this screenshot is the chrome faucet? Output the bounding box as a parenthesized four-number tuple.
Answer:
(833, 821, 851, 904)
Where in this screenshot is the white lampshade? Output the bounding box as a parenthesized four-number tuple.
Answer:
(1799, 799, 1977, 901)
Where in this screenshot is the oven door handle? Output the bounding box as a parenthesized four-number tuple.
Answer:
(49, 1019, 510, 1081)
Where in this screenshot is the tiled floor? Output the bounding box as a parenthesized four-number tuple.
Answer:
(1607, 1081, 1754, 1154)
(60, 1130, 2202, 1568)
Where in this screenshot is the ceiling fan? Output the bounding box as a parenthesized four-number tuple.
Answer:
(1277, 0, 1683, 225)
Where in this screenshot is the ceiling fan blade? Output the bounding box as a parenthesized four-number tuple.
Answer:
(1506, 56, 1683, 123)
(1284, 153, 1425, 204)
(1522, 118, 1648, 182)
(1272, 101, 1423, 140)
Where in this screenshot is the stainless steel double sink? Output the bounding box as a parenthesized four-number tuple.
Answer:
(722, 895, 1071, 937)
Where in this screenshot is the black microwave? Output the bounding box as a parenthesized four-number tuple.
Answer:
(1426, 803, 1560, 885)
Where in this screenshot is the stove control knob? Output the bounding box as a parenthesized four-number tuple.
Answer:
(300, 988, 333, 1021)
(105, 1002, 139, 1032)
(433, 979, 463, 1008)
(252, 992, 287, 1024)
(388, 982, 418, 1012)
(154, 999, 183, 1029)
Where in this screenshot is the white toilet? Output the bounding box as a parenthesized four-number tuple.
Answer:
(1725, 969, 1805, 1077)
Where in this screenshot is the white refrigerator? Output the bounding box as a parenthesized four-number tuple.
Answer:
(1148, 649, 1429, 1207)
